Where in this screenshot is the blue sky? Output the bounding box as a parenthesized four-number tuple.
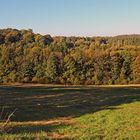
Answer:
(0, 0, 140, 36)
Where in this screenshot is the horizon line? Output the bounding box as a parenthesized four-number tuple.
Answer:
(1, 27, 140, 38)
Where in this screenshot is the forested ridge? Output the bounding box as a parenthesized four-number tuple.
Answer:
(0, 28, 140, 85)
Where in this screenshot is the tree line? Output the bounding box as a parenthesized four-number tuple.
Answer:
(0, 28, 140, 85)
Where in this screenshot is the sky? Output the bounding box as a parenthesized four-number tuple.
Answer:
(0, 0, 140, 36)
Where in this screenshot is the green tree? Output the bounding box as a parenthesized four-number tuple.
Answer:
(63, 55, 76, 84)
(45, 53, 59, 83)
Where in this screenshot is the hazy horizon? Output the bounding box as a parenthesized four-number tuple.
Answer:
(0, 0, 140, 36)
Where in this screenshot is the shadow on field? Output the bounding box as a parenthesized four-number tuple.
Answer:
(11, 122, 70, 139)
(0, 86, 140, 136)
(0, 86, 140, 122)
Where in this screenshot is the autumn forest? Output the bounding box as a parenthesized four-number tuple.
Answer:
(0, 28, 140, 85)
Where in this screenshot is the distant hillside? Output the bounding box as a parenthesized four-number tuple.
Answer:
(0, 28, 140, 84)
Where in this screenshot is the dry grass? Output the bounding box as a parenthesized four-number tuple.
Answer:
(11, 117, 74, 127)
(1, 83, 140, 88)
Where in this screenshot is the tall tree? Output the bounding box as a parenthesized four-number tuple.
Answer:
(45, 53, 59, 83)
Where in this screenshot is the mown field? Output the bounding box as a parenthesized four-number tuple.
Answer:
(0, 85, 140, 139)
